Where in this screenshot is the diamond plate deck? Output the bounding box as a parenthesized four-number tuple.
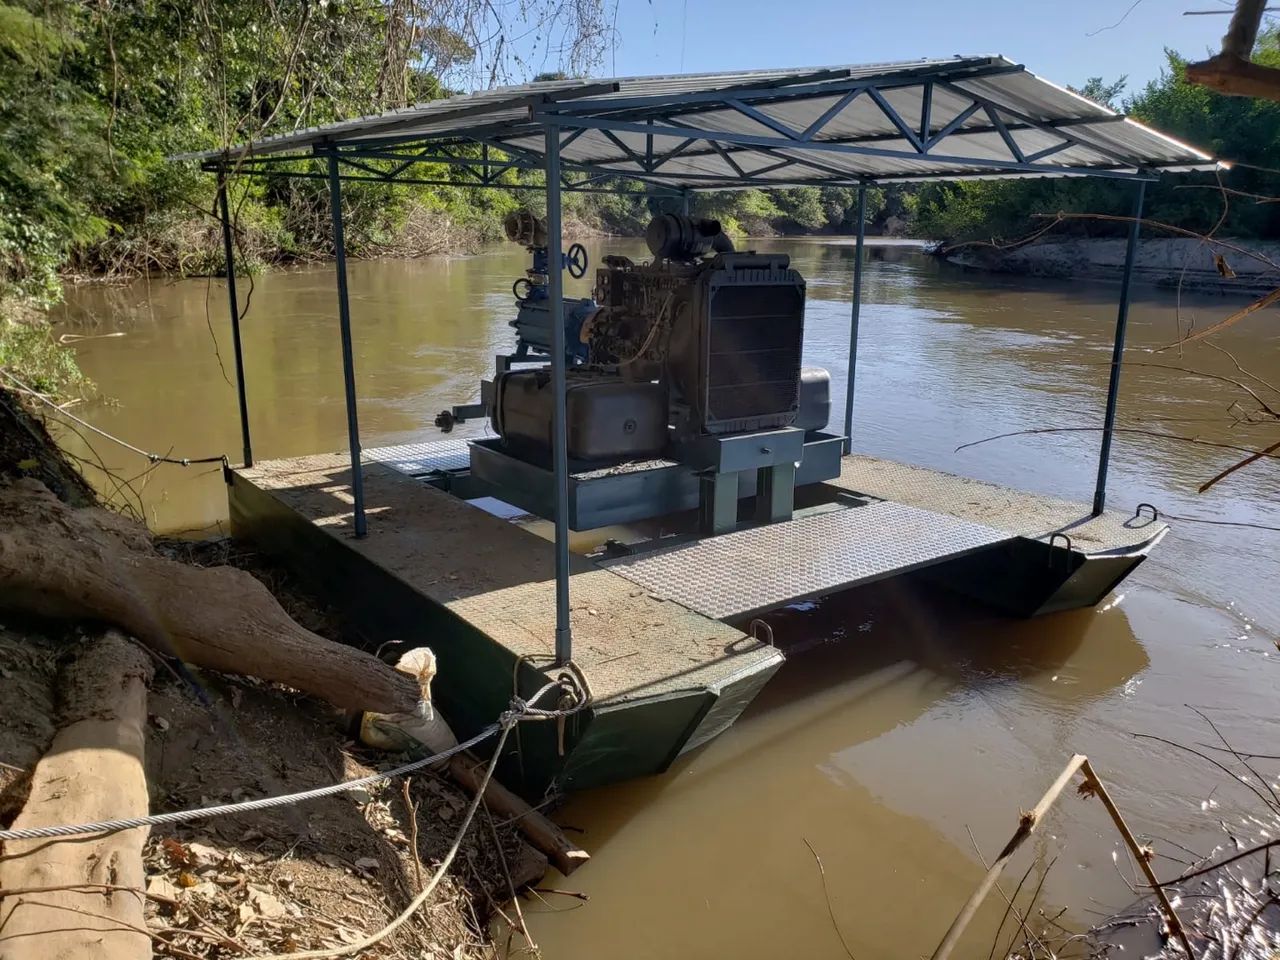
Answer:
(600, 501, 1012, 620)
(365, 438, 474, 475)
(234, 453, 780, 705)
(828, 455, 1168, 554)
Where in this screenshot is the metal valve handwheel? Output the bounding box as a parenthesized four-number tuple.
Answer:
(564, 242, 589, 279)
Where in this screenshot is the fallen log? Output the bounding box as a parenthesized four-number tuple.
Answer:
(0, 478, 421, 714)
(448, 755, 590, 877)
(364, 651, 590, 877)
(0, 632, 154, 960)
(0, 479, 589, 879)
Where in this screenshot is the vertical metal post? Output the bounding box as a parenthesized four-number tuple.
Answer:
(681, 188, 691, 217)
(1092, 179, 1147, 517)
(326, 152, 367, 538)
(545, 124, 573, 665)
(217, 177, 253, 467)
(842, 184, 867, 454)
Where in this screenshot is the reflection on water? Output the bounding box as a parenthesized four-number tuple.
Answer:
(55, 240, 1280, 957)
(522, 581, 1156, 959)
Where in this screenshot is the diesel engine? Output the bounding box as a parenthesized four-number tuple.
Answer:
(490, 211, 827, 467)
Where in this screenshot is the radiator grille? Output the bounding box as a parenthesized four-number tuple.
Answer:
(704, 283, 805, 431)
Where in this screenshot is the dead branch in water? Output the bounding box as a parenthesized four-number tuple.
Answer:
(1128, 712, 1280, 958)
(932, 755, 1088, 960)
(1198, 436, 1280, 493)
(931, 754, 1194, 960)
(803, 838, 858, 960)
(955, 425, 1280, 463)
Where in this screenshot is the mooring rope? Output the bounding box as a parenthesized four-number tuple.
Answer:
(0, 368, 226, 467)
(0, 680, 584, 843)
(262, 720, 517, 960)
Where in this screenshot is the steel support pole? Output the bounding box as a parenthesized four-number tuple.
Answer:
(1092, 179, 1147, 517)
(681, 188, 691, 216)
(217, 179, 253, 467)
(545, 124, 573, 665)
(326, 152, 368, 538)
(843, 184, 867, 454)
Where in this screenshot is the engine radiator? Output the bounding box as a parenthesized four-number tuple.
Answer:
(677, 254, 807, 435)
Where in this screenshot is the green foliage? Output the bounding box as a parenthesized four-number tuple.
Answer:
(0, 314, 87, 395)
(912, 30, 1280, 243)
(1074, 75, 1128, 109)
(13, 0, 1275, 352)
(0, 1, 111, 303)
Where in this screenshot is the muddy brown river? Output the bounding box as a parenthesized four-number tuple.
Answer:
(55, 240, 1280, 957)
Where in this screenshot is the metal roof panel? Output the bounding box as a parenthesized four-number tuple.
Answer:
(177, 56, 1216, 185)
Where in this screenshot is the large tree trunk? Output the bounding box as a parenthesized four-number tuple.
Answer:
(0, 479, 588, 878)
(0, 632, 154, 960)
(0, 478, 421, 714)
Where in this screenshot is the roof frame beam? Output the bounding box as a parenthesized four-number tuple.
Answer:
(306, 107, 1127, 166)
(1024, 140, 1073, 163)
(571, 112, 1132, 178)
(919, 81, 933, 142)
(800, 88, 864, 141)
(937, 80, 1138, 168)
(867, 86, 924, 153)
(600, 128, 649, 168)
(224, 167, 677, 194)
(351, 132, 850, 184)
(708, 139, 748, 178)
(642, 136, 871, 182)
(984, 104, 1026, 163)
(870, 165, 1157, 183)
(726, 98, 804, 140)
(531, 113, 1148, 179)
(535, 60, 1017, 120)
(924, 101, 982, 150)
(648, 137, 699, 170)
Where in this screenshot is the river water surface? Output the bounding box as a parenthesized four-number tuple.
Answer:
(55, 240, 1280, 957)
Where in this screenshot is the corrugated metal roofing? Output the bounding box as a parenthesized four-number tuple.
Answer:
(179, 56, 1216, 186)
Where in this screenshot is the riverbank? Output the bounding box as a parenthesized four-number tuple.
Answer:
(61, 205, 619, 288)
(943, 236, 1280, 295)
(0, 387, 538, 958)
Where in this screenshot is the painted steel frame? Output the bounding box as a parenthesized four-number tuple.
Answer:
(208, 59, 1161, 665)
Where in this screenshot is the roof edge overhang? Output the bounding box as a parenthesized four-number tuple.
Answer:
(174, 56, 1217, 187)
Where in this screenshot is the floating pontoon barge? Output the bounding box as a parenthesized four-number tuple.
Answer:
(185, 56, 1212, 794)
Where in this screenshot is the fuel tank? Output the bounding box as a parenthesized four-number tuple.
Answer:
(492, 369, 668, 464)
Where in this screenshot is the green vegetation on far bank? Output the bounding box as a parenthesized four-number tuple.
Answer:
(910, 34, 1280, 244)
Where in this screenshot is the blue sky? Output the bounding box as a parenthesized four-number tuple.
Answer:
(583, 0, 1231, 99)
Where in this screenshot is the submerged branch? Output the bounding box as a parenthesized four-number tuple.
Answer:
(1199, 436, 1280, 493)
(1156, 287, 1280, 353)
(955, 426, 1280, 465)
(803, 838, 858, 960)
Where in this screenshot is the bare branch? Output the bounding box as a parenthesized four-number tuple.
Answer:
(1199, 436, 1280, 492)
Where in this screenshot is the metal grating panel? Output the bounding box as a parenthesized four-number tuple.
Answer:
(830, 455, 1168, 554)
(365, 438, 474, 475)
(600, 501, 1011, 619)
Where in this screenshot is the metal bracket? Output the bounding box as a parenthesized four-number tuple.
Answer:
(1047, 532, 1074, 566)
(749, 619, 775, 647)
(699, 471, 741, 536)
(754, 461, 797, 524)
(1135, 502, 1160, 522)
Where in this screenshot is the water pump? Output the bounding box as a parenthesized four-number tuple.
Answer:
(504, 210, 596, 364)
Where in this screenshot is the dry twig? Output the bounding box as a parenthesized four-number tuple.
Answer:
(803, 838, 858, 960)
